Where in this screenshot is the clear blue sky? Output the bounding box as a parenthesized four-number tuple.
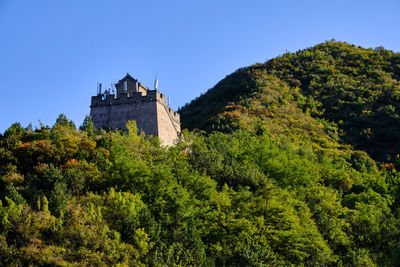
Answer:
(0, 0, 399, 132)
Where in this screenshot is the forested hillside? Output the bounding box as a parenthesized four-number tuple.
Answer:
(1, 41, 400, 266)
(180, 41, 400, 162)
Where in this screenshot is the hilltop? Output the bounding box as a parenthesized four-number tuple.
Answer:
(179, 41, 400, 162)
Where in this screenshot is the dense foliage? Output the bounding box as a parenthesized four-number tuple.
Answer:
(0, 112, 399, 266)
(1, 41, 400, 266)
(180, 41, 400, 162)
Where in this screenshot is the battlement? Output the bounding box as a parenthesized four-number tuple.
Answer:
(92, 90, 164, 106)
(164, 104, 180, 122)
(90, 73, 181, 145)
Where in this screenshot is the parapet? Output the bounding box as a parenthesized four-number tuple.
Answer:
(90, 89, 175, 111)
(165, 105, 180, 122)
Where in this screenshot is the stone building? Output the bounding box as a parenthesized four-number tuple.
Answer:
(90, 73, 181, 146)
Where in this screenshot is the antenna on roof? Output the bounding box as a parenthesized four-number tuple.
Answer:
(154, 74, 159, 90)
(97, 82, 102, 95)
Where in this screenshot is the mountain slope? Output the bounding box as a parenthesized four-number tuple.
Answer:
(179, 41, 400, 162)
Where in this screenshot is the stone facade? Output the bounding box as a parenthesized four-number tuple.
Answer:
(90, 74, 181, 146)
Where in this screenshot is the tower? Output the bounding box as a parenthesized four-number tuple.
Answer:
(90, 73, 181, 146)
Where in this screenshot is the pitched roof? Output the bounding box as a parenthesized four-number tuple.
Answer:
(117, 73, 137, 84)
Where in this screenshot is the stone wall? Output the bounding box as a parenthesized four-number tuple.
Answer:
(90, 95, 158, 135)
(156, 102, 181, 146)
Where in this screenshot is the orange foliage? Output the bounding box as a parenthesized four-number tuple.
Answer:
(381, 163, 395, 172)
(63, 159, 80, 169)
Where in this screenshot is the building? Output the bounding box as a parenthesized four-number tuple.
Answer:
(90, 73, 181, 146)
